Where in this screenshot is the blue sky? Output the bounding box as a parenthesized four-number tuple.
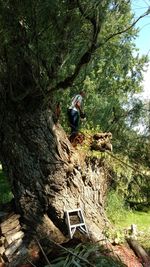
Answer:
(132, 0, 150, 99)
(132, 0, 150, 55)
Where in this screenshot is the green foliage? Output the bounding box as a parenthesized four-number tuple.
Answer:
(103, 151, 150, 207)
(105, 190, 129, 224)
(127, 172, 150, 206)
(0, 0, 111, 93)
(0, 166, 13, 204)
(57, 0, 149, 173)
(105, 189, 150, 251)
(46, 243, 125, 267)
(111, 209, 150, 253)
(129, 137, 150, 167)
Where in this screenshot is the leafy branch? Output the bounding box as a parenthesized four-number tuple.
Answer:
(49, 1, 102, 92)
(100, 9, 150, 45)
(49, 7, 150, 92)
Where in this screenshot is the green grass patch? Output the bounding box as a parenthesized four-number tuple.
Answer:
(0, 166, 13, 204)
(115, 210, 150, 254)
(115, 210, 150, 231)
(106, 190, 150, 253)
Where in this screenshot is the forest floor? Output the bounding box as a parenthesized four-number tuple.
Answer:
(106, 242, 143, 267)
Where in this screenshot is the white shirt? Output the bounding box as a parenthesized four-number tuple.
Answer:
(69, 94, 83, 111)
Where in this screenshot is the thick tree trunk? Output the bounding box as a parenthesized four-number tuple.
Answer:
(0, 103, 109, 246)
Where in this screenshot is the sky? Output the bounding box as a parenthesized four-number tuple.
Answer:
(132, 0, 150, 99)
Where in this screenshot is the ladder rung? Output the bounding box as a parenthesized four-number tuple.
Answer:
(70, 223, 86, 228)
(66, 208, 82, 213)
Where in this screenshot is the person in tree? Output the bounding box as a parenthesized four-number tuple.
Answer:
(67, 91, 86, 142)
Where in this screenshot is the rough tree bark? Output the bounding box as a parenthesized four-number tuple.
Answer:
(0, 98, 110, 245)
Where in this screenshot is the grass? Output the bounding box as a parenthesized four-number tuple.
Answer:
(115, 210, 150, 253)
(115, 210, 150, 231)
(106, 190, 150, 253)
(0, 165, 13, 204)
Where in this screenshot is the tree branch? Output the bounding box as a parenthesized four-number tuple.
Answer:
(49, 2, 101, 92)
(48, 7, 150, 92)
(99, 9, 150, 46)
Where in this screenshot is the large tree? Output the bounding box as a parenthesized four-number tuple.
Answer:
(0, 0, 149, 249)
